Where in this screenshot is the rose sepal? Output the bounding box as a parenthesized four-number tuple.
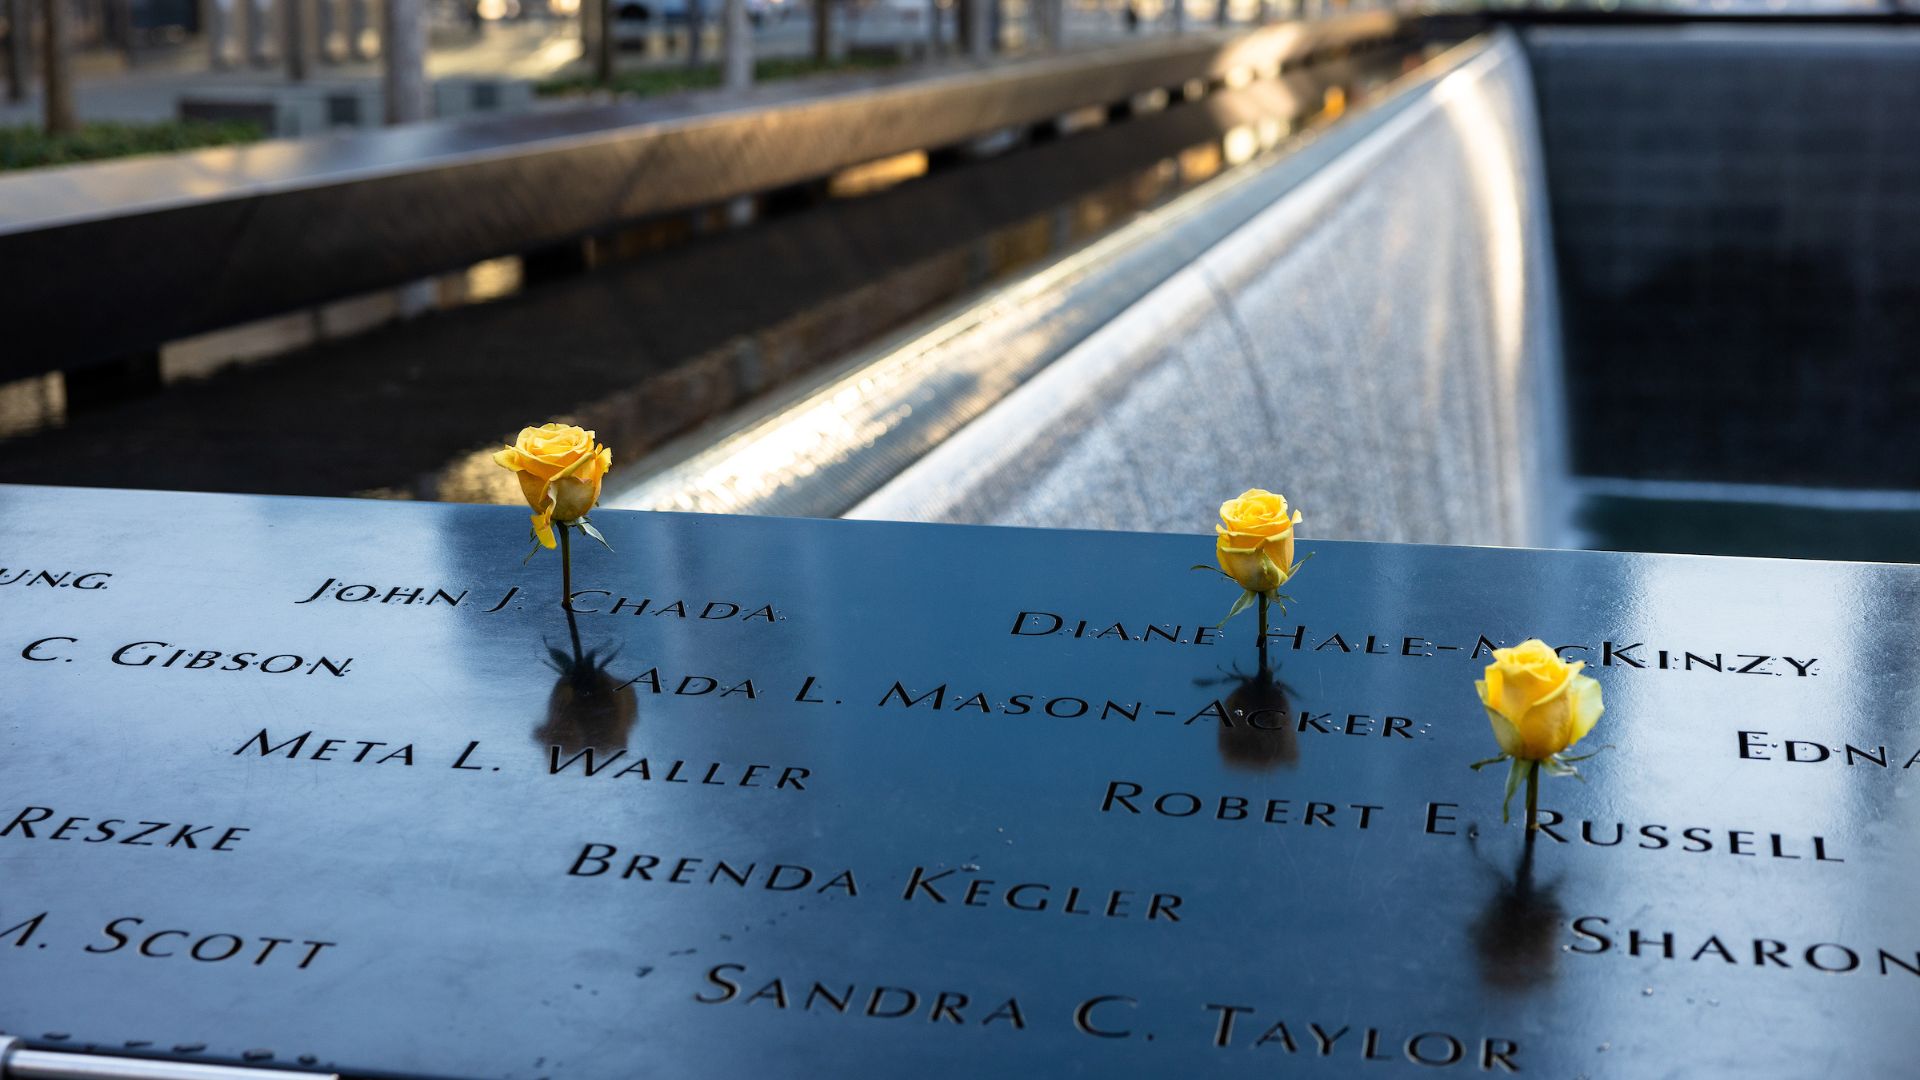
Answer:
(1469, 745, 1610, 822)
(1220, 589, 1257, 626)
(1502, 757, 1531, 821)
(1541, 745, 1606, 778)
(1463, 754, 1535, 823)
(573, 518, 614, 552)
(525, 517, 614, 563)
(1214, 587, 1300, 629)
(1191, 550, 1312, 583)
(1194, 558, 1309, 628)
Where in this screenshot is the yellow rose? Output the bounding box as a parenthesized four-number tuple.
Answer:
(1215, 489, 1302, 594)
(1475, 639, 1604, 762)
(493, 423, 613, 549)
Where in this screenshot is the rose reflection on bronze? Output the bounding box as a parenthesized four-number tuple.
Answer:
(1200, 628, 1299, 771)
(1217, 668, 1299, 771)
(1469, 835, 1565, 992)
(533, 610, 639, 755)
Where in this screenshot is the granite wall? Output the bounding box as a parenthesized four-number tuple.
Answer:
(1528, 26, 1920, 491)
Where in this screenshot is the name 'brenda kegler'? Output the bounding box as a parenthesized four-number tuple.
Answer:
(564, 844, 1184, 922)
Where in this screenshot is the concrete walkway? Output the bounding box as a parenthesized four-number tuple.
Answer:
(0, 22, 581, 125)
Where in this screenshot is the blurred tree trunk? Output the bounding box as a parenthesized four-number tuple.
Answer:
(720, 0, 748, 87)
(203, 0, 230, 68)
(592, 0, 611, 82)
(963, 0, 986, 54)
(382, 0, 427, 121)
(685, 0, 701, 66)
(283, 0, 307, 80)
(809, 0, 825, 62)
(244, 0, 268, 65)
(346, 0, 367, 58)
(315, 0, 335, 63)
(41, 0, 74, 135)
(6, 0, 30, 102)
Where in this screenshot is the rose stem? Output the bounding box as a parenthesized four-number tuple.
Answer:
(1524, 760, 1539, 831)
(559, 522, 575, 612)
(564, 605, 584, 667)
(1257, 592, 1269, 655)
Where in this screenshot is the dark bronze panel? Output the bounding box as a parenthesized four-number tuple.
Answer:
(0, 483, 1916, 1075)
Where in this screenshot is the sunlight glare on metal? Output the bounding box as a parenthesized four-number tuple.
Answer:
(828, 151, 931, 198)
(463, 257, 524, 303)
(1223, 125, 1260, 166)
(1178, 142, 1223, 183)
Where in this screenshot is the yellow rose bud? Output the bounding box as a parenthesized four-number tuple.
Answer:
(493, 423, 613, 549)
(1215, 488, 1301, 594)
(1475, 639, 1604, 762)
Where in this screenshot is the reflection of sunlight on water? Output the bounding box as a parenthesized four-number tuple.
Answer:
(1432, 52, 1533, 541)
(1433, 64, 1524, 397)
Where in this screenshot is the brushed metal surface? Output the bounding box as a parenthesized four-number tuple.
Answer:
(0, 1038, 337, 1080)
